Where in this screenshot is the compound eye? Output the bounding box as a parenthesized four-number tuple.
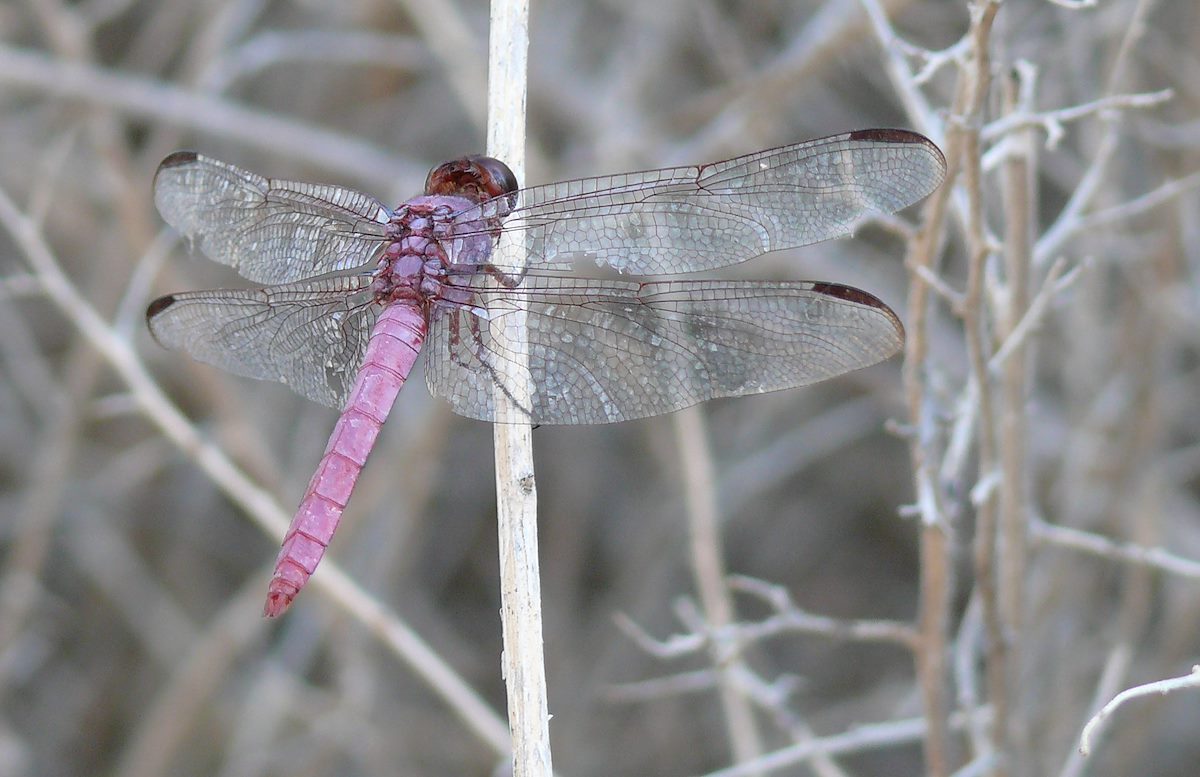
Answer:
(466, 156, 518, 199)
(425, 156, 519, 205)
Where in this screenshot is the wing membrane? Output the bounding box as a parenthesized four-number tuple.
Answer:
(153, 152, 391, 284)
(455, 129, 945, 275)
(425, 276, 903, 424)
(146, 275, 380, 408)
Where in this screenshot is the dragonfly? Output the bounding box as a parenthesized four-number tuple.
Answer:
(146, 128, 946, 616)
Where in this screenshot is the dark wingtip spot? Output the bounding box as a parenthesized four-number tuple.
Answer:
(159, 150, 199, 169)
(146, 294, 177, 321)
(811, 282, 905, 341)
(809, 282, 884, 307)
(849, 129, 946, 173)
(849, 128, 925, 144)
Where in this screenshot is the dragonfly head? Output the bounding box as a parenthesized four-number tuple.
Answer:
(424, 156, 518, 209)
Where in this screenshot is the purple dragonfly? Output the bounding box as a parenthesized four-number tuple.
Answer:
(146, 129, 945, 616)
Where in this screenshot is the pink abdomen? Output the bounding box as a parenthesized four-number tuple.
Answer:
(264, 303, 425, 617)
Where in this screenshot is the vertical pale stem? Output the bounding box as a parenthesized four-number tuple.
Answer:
(998, 66, 1034, 768)
(486, 2, 551, 776)
(904, 72, 968, 777)
(960, 6, 1003, 775)
(674, 407, 765, 773)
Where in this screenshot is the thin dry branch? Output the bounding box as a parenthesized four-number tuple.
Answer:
(981, 87, 1173, 148)
(988, 257, 1081, 373)
(958, 6, 1005, 770)
(675, 408, 766, 770)
(485, 3, 552, 776)
(1030, 520, 1200, 580)
(1078, 666, 1200, 756)
(694, 709, 993, 777)
(0, 44, 420, 185)
(0, 181, 513, 760)
(616, 583, 917, 660)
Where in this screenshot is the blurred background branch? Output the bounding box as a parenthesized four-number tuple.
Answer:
(1, 1, 1199, 776)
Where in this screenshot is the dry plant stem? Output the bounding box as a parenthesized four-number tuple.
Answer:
(1053, 171, 1200, 251)
(1057, 642, 1135, 777)
(901, 54, 971, 777)
(988, 257, 1075, 373)
(0, 183, 513, 760)
(996, 67, 1034, 765)
(695, 708, 993, 777)
(395, 0, 487, 130)
(0, 45, 419, 186)
(980, 88, 1173, 145)
(955, 6, 1005, 774)
(1030, 520, 1200, 579)
(1078, 666, 1200, 756)
(857, 0, 939, 136)
(0, 13, 154, 694)
(953, 596, 988, 754)
(674, 408, 766, 772)
(727, 575, 919, 648)
(201, 30, 428, 93)
(615, 582, 916, 660)
(863, 3, 992, 773)
(485, 2, 552, 776)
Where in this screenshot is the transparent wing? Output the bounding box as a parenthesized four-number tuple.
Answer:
(146, 275, 381, 408)
(424, 276, 903, 424)
(456, 129, 945, 275)
(153, 152, 392, 284)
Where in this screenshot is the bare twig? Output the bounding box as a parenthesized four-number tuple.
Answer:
(994, 66, 1035, 766)
(0, 181, 513, 760)
(675, 408, 766, 771)
(857, 0, 940, 140)
(199, 30, 429, 93)
(1035, 170, 1200, 266)
(485, 3, 551, 777)
(988, 257, 1081, 373)
(727, 576, 919, 648)
(1057, 641, 1137, 777)
(614, 578, 918, 659)
(1030, 520, 1200, 580)
(605, 668, 726, 701)
(1078, 666, 1200, 756)
(395, 0, 488, 130)
(0, 44, 421, 186)
(957, 6, 1005, 771)
(693, 708, 993, 777)
(981, 88, 1173, 147)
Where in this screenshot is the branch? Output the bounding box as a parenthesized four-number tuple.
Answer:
(675, 408, 766, 768)
(0, 181, 513, 760)
(988, 256, 1083, 373)
(614, 576, 918, 660)
(0, 44, 420, 186)
(1079, 666, 1200, 756)
(982, 88, 1173, 148)
(693, 708, 993, 777)
(485, 2, 551, 776)
(1030, 519, 1200, 580)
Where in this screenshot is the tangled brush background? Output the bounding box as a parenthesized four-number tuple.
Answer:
(1, 1, 1199, 775)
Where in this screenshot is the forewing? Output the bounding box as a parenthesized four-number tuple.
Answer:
(425, 276, 903, 424)
(146, 275, 380, 409)
(457, 129, 945, 275)
(153, 152, 391, 284)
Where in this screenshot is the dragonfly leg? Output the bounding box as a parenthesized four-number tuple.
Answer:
(441, 302, 534, 421)
(481, 262, 527, 289)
